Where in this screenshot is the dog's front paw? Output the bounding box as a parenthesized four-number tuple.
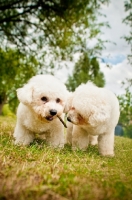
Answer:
(50, 143, 64, 149)
(99, 150, 114, 157)
(14, 135, 34, 146)
(14, 139, 31, 146)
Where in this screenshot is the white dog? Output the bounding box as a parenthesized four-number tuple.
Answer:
(14, 74, 68, 148)
(65, 82, 120, 156)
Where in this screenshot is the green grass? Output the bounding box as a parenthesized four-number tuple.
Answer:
(0, 116, 132, 200)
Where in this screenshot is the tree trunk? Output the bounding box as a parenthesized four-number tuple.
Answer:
(0, 102, 5, 115)
(0, 95, 6, 115)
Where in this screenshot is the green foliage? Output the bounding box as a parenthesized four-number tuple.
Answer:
(0, 48, 38, 113)
(118, 84, 132, 138)
(0, 0, 110, 67)
(123, 0, 132, 64)
(66, 53, 105, 91)
(121, 1, 132, 137)
(2, 104, 15, 117)
(0, 116, 132, 200)
(0, 1, 110, 113)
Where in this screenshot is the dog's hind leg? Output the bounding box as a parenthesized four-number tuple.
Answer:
(65, 122, 73, 145)
(89, 135, 98, 145)
(72, 126, 89, 151)
(98, 130, 114, 157)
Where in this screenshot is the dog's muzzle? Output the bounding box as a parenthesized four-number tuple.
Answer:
(45, 109, 57, 121)
(50, 109, 57, 116)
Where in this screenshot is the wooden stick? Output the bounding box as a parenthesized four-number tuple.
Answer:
(57, 115, 67, 128)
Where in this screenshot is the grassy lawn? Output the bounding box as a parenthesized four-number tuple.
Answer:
(0, 116, 132, 200)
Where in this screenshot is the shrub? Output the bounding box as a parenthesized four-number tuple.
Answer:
(2, 104, 16, 117)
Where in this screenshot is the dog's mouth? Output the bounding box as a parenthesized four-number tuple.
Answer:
(45, 116, 54, 121)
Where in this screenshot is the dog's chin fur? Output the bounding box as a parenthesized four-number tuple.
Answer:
(65, 82, 120, 156)
(14, 74, 68, 148)
(37, 114, 54, 122)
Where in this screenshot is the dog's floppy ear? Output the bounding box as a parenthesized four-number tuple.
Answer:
(64, 92, 74, 113)
(17, 84, 33, 105)
(88, 104, 110, 126)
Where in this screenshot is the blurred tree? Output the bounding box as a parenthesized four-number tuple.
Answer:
(0, 48, 38, 114)
(0, 1, 110, 113)
(66, 52, 105, 91)
(119, 0, 132, 138)
(123, 0, 132, 64)
(0, 0, 109, 68)
(118, 80, 132, 138)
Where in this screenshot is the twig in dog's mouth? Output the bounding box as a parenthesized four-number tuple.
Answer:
(57, 115, 67, 128)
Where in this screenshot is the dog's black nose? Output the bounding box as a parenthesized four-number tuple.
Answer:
(67, 117, 71, 122)
(50, 109, 57, 116)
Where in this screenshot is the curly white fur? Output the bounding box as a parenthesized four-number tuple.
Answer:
(14, 74, 68, 148)
(65, 82, 120, 156)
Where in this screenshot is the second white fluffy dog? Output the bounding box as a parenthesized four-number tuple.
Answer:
(65, 82, 120, 156)
(14, 74, 68, 148)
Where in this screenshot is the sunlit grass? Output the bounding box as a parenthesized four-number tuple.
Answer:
(0, 116, 132, 200)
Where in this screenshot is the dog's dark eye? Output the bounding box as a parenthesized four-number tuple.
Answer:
(56, 98, 61, 103)
(41, 96, 48, 102)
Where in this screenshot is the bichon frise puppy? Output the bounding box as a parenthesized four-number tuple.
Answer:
(14, 74, 68, 148)
(65, 82, 120, 156)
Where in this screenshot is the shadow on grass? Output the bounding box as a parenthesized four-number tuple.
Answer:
(31, 139, 100, 156)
